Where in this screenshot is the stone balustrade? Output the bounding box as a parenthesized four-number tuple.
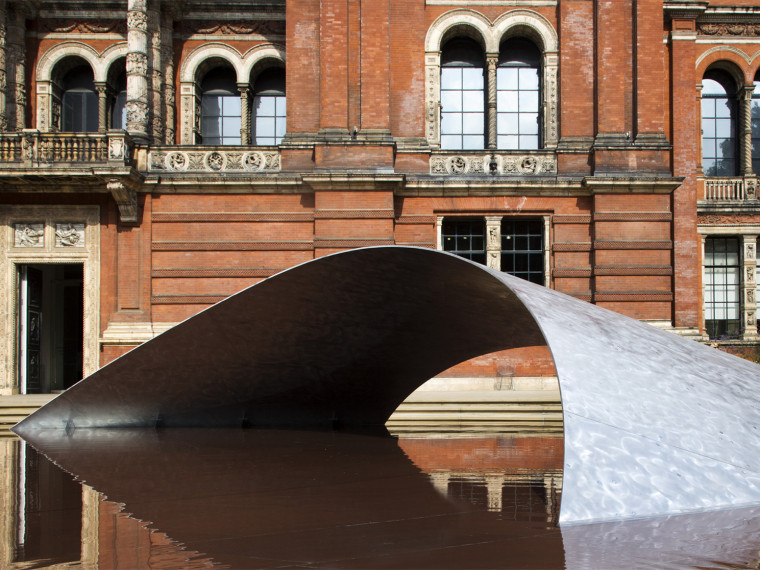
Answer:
(703, 177, 758, 202)
(0, 130, 133, 167)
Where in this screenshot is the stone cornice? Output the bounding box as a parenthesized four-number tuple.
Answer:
(664, 1, 708, 21)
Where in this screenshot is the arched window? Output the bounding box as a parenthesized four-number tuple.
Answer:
(497, 38, 540, 150)
(110, 70, 127, 130)
(752, 77, 760, 175)
(201, 67, 241, 145)
(702, 71, 737, 177)
(252, 67, 286, 146)
(440, 38, 485, 151)
(61, 65, 97, 132)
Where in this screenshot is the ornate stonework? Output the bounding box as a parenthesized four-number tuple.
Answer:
(41, 20, 127, 34)
(430, 153, 557, 175)
(14, 223, 43, 247)
(183, 21, 285, 36)
(149, 149, 281, 173)
(55, 223, 85, 247)
(698, 23, 760, 36)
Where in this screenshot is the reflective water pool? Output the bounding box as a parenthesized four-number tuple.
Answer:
(2, 430, 760, 569)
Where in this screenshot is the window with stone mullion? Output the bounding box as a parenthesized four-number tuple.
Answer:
(704, 236, 741, 339)
(497, 39, 540, 151)
(701, 73, 737, 177)
(440, 38, 485, 151)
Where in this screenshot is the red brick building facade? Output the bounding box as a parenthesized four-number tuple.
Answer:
(1, 0, 759, 394)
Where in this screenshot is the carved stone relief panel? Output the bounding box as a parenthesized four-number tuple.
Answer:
(14, 223, 44, 247)
(430, 153, 557, 176)
(55, 223, 85, 247)
(148, 149, 281, 173)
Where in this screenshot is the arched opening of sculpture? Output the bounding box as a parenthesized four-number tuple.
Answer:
(14, 246, 760, 525)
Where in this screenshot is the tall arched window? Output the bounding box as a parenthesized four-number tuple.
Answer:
(702, 71, 738, 177)
(497, 38, 540, 150)
(440, 38, 485, 150)
(61, 65, 97, 132)
(252, 67, 286, 146)
(110, 71, 127, 130)
(201, 67, 241, 145)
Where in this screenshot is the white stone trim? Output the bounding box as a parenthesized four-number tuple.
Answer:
(695, 45, 752, 70)
(424, 9, 559, 148)
(35, 41, 128, 131)
(0, 205, 100, 395)
(178, 42, 285, 145)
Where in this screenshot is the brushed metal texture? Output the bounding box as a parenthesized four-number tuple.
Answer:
(13, 246, 760, 524)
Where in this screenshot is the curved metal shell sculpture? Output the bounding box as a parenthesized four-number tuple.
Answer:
(13, 246, 760, 524)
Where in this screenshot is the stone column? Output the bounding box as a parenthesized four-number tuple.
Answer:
(743, 235, 758, 340)
(8, 5, 25, 130)
(486, 215, 501, 271)
(436, 216, 443, 250)
(486, 53, 498, 150)
(126, 0, 150, 143)
(238, 82, 251, 145)
(147, 0, 162, 144)
(160, 8, 175, 144)
(0, 1, 7, 132)
(95, 82, 108, 133)
(742, 85, 755, 177)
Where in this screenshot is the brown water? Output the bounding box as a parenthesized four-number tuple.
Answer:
(2, 429, 760, 569)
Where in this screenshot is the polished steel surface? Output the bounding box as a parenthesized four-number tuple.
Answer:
(13, 246, 760, 524)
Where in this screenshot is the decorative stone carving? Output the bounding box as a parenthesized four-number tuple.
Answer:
(748, 311, 756, 326)
(14, 223, 44, 247)
(747, 243, 755, 260)
(430, 153, 557, 176)
(148, 150, 281, 173)
(184, 21, 285, 36)
(125, 100, 148, 125)
(748, 266, 755, 283)
(126, 52, 147, 76)
(107, 179, 138, 223)
(748, 289, 755, 304)
(699, 23, 760, 36)
(41, 20, 127, 34)
(109, 137, 125, 160)
(55, 223, 85, 247)
(206, 151, 224, 171)
(747, 181, 758, 200)
(127, 10, 148, 32)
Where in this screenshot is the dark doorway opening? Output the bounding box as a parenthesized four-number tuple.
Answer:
(17, 264, 84, 394)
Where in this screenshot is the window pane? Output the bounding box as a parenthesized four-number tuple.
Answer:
(440, 134, 461, 149)
(519, 90, 539, 113)
(254, 96, 276, 116)
(498, 135, 519, 149)
(497, 68, 517, 89)
(520, 135, 539, 150)
(462, 135, 484, 150)
(715, 99, 732, 119)
(519, 113, 539, 134)
(440, 113, 460, 134)
(223, 116, 242, 137)
(462, 113, 484, 134)
(441, 90, 462, 112)
(498, 90, 519, 113)
(462, 68, 483, 88)
(275, 117, 286, 138)
(255, 117, 275, 137)
(462, 90, 484, 112)
(519, 68, 539, 90)
(441, 67, 462, 90)
(224, 95, 242, 116)
(202, 96, 222, 116)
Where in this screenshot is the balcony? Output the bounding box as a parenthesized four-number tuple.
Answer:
(698, 176, 760, 214)
(0, 130, 133, 169)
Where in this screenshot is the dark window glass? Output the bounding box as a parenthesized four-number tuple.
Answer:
(61, 66, 97, 133)
(497, 39, 540, 150)
(201, 68, 241, 145)
(702, 72, 737, 177)
(501, 219, 544, 285)
(704, 237, 741, 339)
(111, 71, 127, 130)
(442, 218, 486, 265)
(440, 38, 485, 150)
(253, 68, 286, 146)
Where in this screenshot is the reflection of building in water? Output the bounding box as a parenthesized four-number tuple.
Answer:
(0, 439, 214, 569)
(398, 436, 563, 524)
